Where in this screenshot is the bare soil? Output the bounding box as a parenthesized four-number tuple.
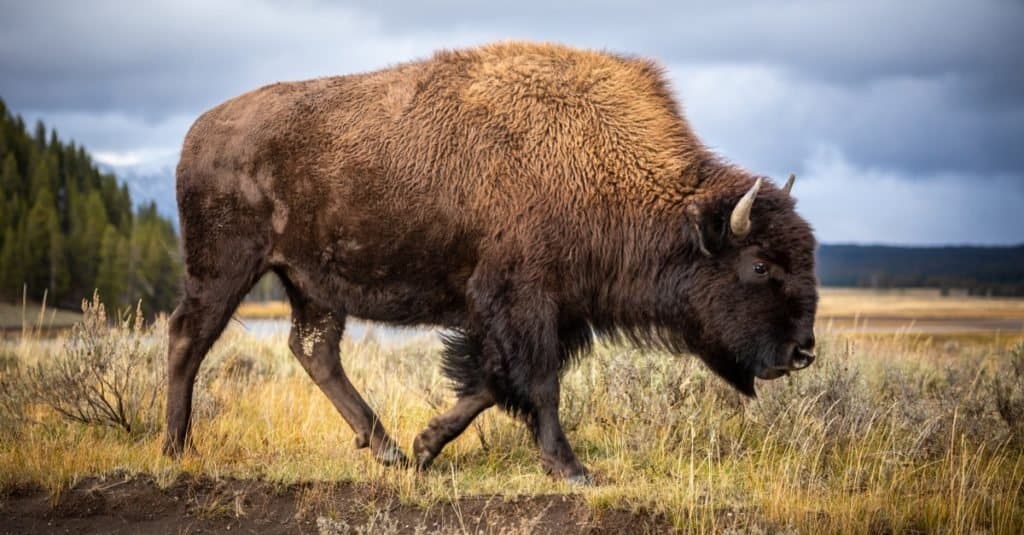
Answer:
(0, 474, 674, 534)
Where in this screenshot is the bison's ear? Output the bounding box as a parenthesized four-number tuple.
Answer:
(686, 204, 727, 257)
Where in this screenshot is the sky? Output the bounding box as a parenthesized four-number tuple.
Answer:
(1, 0, 1022, 245)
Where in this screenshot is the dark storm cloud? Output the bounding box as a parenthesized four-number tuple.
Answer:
(0, 0, 1021, 243)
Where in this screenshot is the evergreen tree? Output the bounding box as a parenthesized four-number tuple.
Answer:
(0, 197, 22, 252)
(33, 120, 46, 149)
(24, 187, 69, 300)
(129, 205, 181, 314)
(29, 155, 56, 203)
(67, 189, 108, 298)
(0, 225, 25, 300)
(0, 101, 181, 310)
(96, 225, 129, 310)
(1, 153, 19, 199)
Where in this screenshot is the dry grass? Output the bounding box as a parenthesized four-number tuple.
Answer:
(239, 289, 1024, 323)
(236, 300, 292, 319)
(818, 287, 1024, 321)
(2, 298, 1024, 532)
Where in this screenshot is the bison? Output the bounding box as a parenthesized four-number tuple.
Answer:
(164, 42, 818, 483)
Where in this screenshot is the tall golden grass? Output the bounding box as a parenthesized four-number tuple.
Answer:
(1, 296, 1023, 533)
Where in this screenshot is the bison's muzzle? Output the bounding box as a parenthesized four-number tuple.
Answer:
(757, 342, 817, 380)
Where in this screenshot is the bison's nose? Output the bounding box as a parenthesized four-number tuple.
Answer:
(790, 345, 815, 370)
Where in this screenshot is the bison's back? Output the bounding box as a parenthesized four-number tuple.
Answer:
(181, 41, 696, 234)
(174, 42, 698, 324)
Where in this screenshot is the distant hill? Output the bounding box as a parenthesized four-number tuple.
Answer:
(817, 244, 1024, 296)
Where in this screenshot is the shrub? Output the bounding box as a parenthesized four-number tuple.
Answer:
(17, 293, 165, 434)
(994, 342, 1024, 445)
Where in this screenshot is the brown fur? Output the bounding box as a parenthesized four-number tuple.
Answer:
(165, 42, 818, 482)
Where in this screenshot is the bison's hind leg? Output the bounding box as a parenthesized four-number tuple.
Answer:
(413, 330, 496, 469)
(279, 272, 408, 467)
(163, 255, 267, 456)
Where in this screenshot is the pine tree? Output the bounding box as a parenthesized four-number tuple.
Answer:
(1, 153, 19, 199)
(33, 120, 46, 149)
(129, 207, 181, 314)
(24, 187, 69, 300)
(29, 155, 56, 203)
(0, 225, 25, 299)
(96, 224, 129, 310)
(67, 189, 108, 299)
(0, 103, 181, 310)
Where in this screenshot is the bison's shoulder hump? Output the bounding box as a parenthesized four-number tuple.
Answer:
(450, 42, 675, 110)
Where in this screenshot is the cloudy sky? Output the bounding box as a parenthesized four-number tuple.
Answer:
(1, 0, 1022, 245)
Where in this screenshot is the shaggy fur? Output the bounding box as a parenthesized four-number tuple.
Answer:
(164, 42, 818, 481)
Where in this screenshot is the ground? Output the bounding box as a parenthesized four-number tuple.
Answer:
(2, 474, 671, 534)
(1, 288, 1023, 533)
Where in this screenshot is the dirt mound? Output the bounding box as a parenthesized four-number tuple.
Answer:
(0, 474, 673, 534)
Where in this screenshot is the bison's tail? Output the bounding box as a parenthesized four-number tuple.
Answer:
(438, 329, 538, 429)
(439, 329, 486, 398)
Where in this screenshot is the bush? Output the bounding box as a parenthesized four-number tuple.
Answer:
(17, 294, 165, 434)
(994, 342, 1024, 445)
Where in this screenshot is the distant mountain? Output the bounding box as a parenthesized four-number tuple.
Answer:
(817, 244, 1024, 295)
(96, 164, 178, 225)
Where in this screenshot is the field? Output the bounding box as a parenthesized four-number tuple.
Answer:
(1, 290, 1024, 533)
(0, 301, 82, 337)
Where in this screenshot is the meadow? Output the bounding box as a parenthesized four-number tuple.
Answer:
(1, 290, 1023, 533)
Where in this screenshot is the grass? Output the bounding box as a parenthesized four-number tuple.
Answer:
(238, 288, 1024, 323)
(1, 295, 1024, 532)
(236, 300, 292, 319)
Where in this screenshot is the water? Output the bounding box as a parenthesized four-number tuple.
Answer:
(232, 318, 439, 346)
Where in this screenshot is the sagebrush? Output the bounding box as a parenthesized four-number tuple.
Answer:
(0, 309, 1022, 533)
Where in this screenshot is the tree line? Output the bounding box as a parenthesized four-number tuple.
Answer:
(0, 97, 182, 315)
(817, 244, 1024, 296)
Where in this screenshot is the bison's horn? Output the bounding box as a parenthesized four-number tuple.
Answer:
(783, 173, 795, 195)
(730, 177, 762, 238)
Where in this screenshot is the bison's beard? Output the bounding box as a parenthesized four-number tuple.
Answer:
(600, 324, 761, 396)
(697, 350, 757, 397)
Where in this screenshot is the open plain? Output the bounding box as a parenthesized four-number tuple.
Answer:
(1, 289, 1023, 533)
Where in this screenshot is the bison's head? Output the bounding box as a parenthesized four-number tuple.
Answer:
(669, 174, 818, 396)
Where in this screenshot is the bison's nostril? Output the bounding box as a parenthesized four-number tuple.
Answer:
(791, 347, 815, 369)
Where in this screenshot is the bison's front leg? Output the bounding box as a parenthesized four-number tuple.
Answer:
(525, 370, 591, 484)
(472, 274, 592, 483)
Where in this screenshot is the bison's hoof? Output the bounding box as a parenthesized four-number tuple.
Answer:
(374, 443, 410, 467)
(566, 472, 596, 486)
(415, 450, 435, 471)
(161, 441, 182, 458)
(161, 438, 195, 459)
(412, 436, 436, 471)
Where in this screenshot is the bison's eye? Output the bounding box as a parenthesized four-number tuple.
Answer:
(753, 262, 768, 276)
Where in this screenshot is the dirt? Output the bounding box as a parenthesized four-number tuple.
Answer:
(0, 474, 674, 534)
